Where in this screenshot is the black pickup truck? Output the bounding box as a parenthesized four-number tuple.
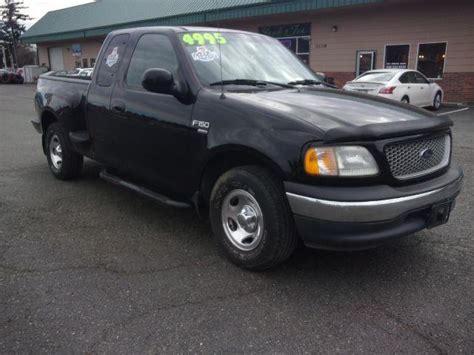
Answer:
(33, 27, 463, 270)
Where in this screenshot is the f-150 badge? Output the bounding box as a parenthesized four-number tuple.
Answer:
(192, 120, 210, 134)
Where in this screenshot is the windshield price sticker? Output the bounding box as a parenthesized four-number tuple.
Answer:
(182, 33, 227, 46)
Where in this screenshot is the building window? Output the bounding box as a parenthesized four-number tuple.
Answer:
(74, 60, 81, 68)
(90, 58, 96, 67)
(384, 44, 410, 69)
(417, 42, 447, 79)
(82, 58, 89, 68)
(259, 23, 311, 64)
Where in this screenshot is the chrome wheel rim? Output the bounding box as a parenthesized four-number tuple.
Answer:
(221, 189, 264, 251)
(49, 134, 63, 170)
(435, 95, 441, 109)
(402, 98, 409, 104)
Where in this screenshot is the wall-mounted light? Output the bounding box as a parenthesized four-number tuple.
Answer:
(332, 25, 338, 32)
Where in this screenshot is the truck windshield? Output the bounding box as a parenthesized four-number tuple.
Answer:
(180, 31, 320, 87)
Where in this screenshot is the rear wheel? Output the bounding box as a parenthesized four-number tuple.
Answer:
(45, 123, 83, 180)
(432, 92, 442, 111)
(1, 73, 10, 84)
(209, 165, 298, 271)
(401, 96, 410, 104)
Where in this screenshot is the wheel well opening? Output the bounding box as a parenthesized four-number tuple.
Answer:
(41, 111, 58, 154)
(41, 111, 57, 133)
(199, 150, 284, 207)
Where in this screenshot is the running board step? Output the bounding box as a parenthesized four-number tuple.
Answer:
(69, 131, 91, 154)
(100, 170, 191, 209)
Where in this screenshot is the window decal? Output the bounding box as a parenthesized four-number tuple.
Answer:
(106, 47, 119, 67)
(191, 47, 219, 62)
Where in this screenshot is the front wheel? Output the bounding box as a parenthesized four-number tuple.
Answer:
(432, 92, 442, 111)
(209, 166, 298, 271)
(45, 123, 83, 180)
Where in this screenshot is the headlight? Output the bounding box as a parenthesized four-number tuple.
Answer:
(304, 146, 379, 177)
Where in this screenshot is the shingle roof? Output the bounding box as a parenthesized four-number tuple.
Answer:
(22, 0, 382, 43)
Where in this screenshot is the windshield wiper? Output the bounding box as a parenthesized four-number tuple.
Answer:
(287, 79, 322, 86)
(210, 79, 294, 89)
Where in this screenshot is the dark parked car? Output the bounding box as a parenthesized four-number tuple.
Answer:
(0, 69, 24, 84)
(32, 27, 463, 270)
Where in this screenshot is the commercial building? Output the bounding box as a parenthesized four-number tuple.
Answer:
(22, 0, 474, 102)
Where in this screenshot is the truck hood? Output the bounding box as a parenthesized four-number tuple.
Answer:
(231, 88, 452, 142)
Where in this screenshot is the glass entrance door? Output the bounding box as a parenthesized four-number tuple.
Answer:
(356, 50, 376, 76)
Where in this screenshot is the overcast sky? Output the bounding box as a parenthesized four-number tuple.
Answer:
(23, 0, 94, 28)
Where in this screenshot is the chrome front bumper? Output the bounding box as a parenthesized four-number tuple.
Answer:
(286, 174, 463, 224)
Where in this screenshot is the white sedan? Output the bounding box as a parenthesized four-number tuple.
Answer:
(343, 69, 443, 110)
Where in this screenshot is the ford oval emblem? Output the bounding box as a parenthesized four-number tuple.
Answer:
(420, 148, 434, 160)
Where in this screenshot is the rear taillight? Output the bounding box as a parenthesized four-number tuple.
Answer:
(379, 86, 397, 94)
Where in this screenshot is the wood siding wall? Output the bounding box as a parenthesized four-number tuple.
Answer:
(37, 38, 104, 70)
(34, 0, 474, 101)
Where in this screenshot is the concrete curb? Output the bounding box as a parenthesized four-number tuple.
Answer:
(443, 102, 467, 108)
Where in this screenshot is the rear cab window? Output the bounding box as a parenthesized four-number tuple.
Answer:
(97, 34, 130, 87)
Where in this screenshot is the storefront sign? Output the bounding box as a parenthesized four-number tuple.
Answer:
(71, 44, 82, 57)
(259, 23, 311, 38)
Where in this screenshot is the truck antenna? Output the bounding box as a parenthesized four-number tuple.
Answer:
(216, 0, 226, 99)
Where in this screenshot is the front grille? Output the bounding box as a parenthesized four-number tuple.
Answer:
(384, 135, 451, 180)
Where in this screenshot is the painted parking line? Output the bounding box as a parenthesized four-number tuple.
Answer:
(438, 107, 470, 116)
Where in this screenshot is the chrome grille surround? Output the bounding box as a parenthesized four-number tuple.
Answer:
(384, 134, 451, 180)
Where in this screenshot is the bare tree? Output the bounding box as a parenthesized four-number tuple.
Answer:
(1, 0, 31, 68)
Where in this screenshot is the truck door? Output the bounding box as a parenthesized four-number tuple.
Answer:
(86, 33, 131, 168)
(108, 33, 201, 197)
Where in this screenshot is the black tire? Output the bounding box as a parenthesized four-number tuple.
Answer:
(401, 96, 410, 104)
(209, 165, 298, 271)
(431, 92, 442, 111)
(1, 73, 10, 84)
(45, 123, 83, 180)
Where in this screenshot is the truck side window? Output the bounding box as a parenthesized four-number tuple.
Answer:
(97, 34, 130, 87)
(126, 34, 179, 88)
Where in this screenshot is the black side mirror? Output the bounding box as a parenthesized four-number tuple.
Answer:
(142, 68, 176, 95)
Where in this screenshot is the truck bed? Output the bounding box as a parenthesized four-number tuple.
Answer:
(35, 72, 91, 135)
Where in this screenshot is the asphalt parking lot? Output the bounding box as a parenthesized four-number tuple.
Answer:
(1, 84, 473, 353)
